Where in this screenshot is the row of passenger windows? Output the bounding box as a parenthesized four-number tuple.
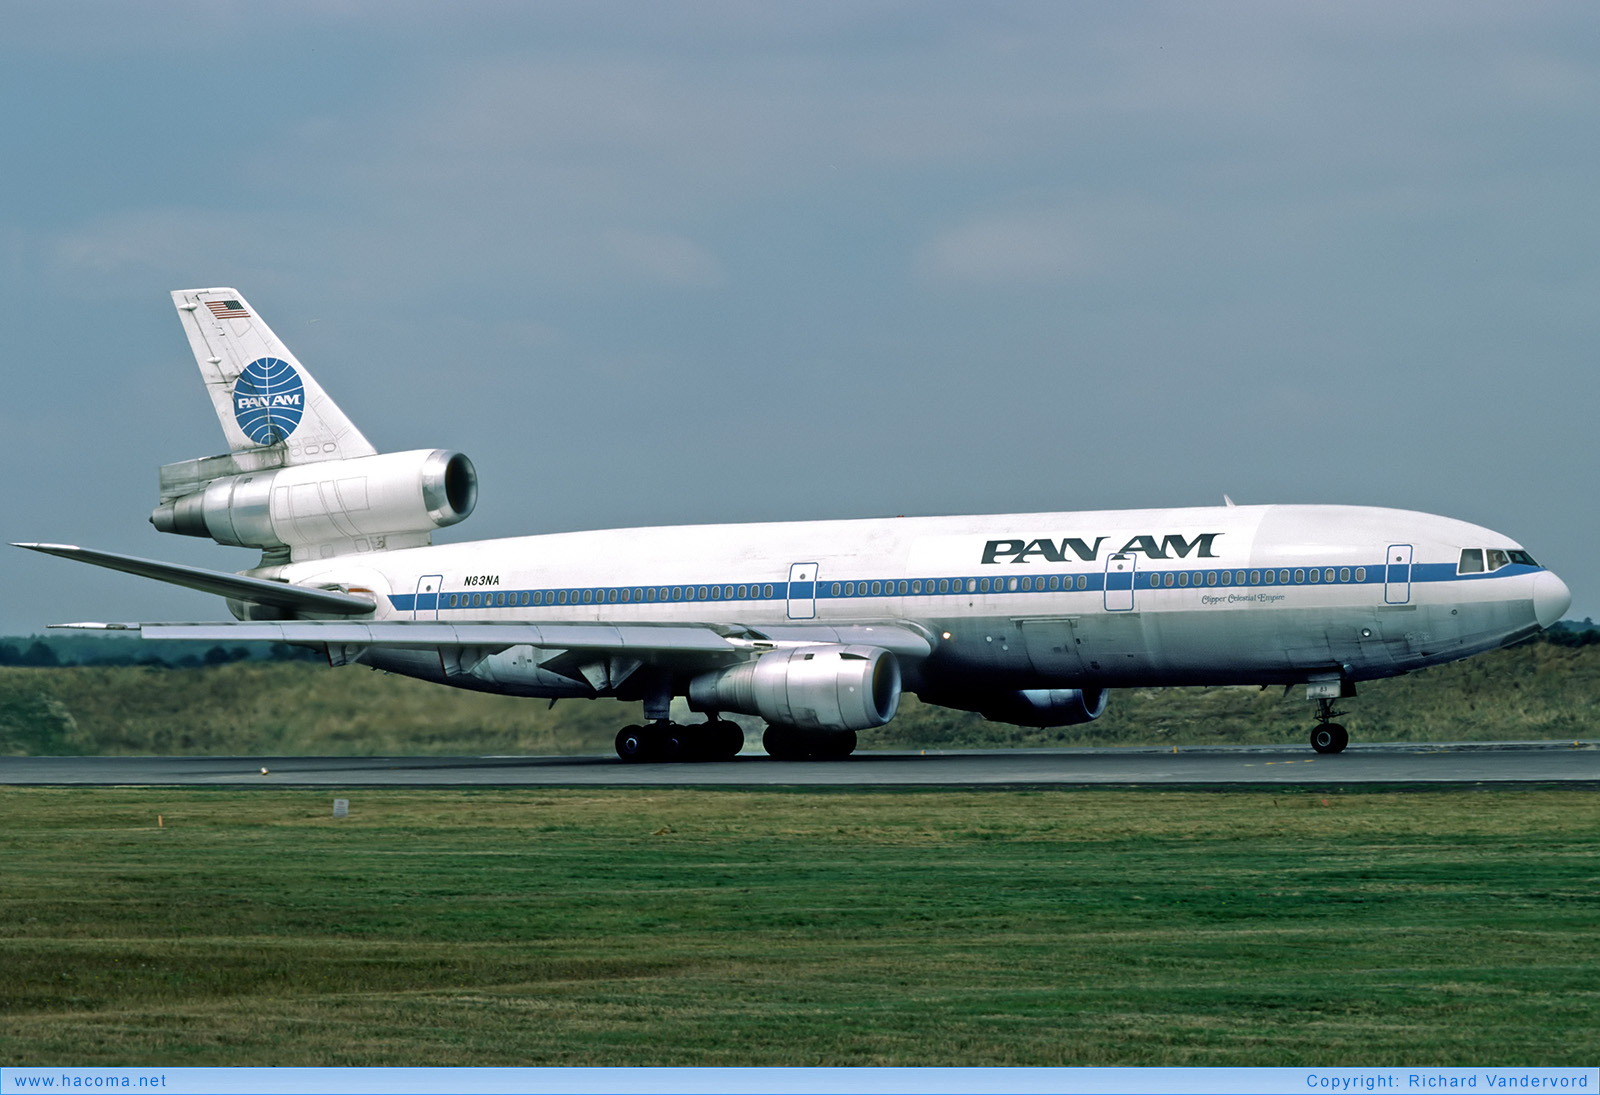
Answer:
(448, 584, 780, 609)
(1458, 548, 1537, 574)
(1150, 566, 1365, 588)
(441, 566, 1375, 608)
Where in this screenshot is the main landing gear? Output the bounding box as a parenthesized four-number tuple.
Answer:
(1309, 698, 1349, 755)
(761, 725, 857, 761)
(615, 718, 744, 763)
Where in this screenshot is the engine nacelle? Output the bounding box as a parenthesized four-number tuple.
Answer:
(975, 687, 1108, 728)
(687, 644, 901, 732)
(151, 448, 476, 558)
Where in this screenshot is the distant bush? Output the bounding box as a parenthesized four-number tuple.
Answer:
(0, 635, 322, 668)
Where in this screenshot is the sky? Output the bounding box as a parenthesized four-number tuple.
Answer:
(2, 1, 1596, 631)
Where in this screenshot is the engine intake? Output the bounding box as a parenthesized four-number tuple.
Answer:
(152, 449, 476, 558)
(688, 644, 901, 732)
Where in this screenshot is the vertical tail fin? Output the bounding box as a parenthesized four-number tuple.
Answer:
(171, 288, 376, 464)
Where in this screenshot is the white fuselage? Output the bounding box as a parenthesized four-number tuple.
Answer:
(271, 503, 1560, 699)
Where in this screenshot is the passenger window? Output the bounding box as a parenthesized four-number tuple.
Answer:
(608, 589, 619, 603)
(1486, 549, 1510, 572)
(1076, 575, 1087, 590)
(979, 578, 990, 593)
(1293, 569, 1304, 584)
(737, 585, 747, 599)
(1206, 572, 1218, 586)
(1249, 570, 1260, 585)
(1179, 572, 1189, 587)
(697, 586, 709, 600)
(764, 584, 774, 598)
(1220, 571, 1232, 586)
(1164, 573, 1175, 587)
(845, 582, 855, 596)
(1355, 567, 1365, 582)
(970, 579, 980, 593)
(1049, 576, 1060, 591)
(1235, 571, 1246, 585)
(710, 586, 722, 600)
(1263, 570, 1274, 584)
(1309, 569, 1320, 583)
(1339, 568, 1350, 583)
(1279, 570, 1290, 584)
(831, 582, 841, 596)
(620, 589, 631, 603)
(898, 580, 909, 594)
(911, 580, 922, 594)
(1008, 578, 1019, 592)
(496, 592, 506, 606)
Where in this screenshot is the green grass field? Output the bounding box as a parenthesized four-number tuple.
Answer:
(2, 787, 1595, 1065)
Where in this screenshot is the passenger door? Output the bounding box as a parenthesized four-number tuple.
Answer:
(787, 563, 817, 620)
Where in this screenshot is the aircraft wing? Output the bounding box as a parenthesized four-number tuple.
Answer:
(48, 619, 936, 662)
(14, 543, 376, 616)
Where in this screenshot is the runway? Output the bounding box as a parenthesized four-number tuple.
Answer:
(2, 741, 1596, 788)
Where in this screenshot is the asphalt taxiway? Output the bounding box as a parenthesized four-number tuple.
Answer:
(1, 741, 1595, 788)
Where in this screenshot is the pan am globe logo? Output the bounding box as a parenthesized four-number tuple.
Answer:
(233, 357, 305, 445)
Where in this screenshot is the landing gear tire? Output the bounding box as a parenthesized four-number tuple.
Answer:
(618, 720, 742, 762)
(702, 719, 745, 761)
(1310, 723, 1349, 754)
(762, 724, 857, 760)
(615, 725, 651, 763)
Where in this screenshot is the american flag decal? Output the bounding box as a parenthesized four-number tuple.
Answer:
(206, 299, 250, 319)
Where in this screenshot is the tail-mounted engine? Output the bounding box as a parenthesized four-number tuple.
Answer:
(151, 448, 477, 560)
(687, 644, 902, 732)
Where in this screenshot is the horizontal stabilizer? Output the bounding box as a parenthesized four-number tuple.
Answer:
(12, 543, 375, 616)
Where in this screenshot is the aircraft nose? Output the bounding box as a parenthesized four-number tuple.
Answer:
(1532, 569, 1572, 630)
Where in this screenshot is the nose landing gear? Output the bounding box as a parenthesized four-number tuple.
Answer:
(1309, 698, 1349, 754)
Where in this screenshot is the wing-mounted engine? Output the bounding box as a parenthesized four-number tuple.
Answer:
(686, 644, 902, 732)
(151, 448, 477, 560)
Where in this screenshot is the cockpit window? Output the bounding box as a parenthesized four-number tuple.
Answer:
(1508, 550, 1537, 567)
(1458, 549, 1484, 574)
(1486, 549, 1510, 572)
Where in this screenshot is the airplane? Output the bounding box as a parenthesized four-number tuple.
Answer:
(15, 288, 1573, 761)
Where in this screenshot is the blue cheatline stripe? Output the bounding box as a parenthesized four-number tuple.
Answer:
(384, 562, 1545, 612)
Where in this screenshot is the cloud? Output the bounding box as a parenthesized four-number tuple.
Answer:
(602, 229, 722, 288)
(913, 208, 1088, 285)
